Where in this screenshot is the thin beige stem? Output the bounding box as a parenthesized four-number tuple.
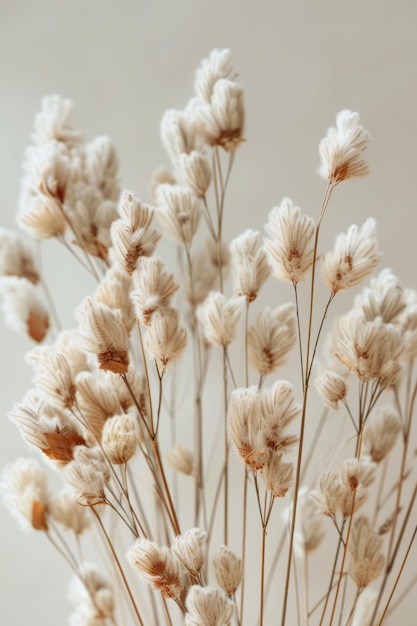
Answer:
(260, 523, 267, 626)
(281, 182, 334, 626)
(152, 439, 181, 536)
(239, 466, 248, 623)
(91, 508, 145, 626)
(377, 523, 417, 625)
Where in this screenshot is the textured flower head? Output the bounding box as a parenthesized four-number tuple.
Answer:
(319, 110, 371, 184)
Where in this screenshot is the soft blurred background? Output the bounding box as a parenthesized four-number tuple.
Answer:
(1, 0, 417, 624)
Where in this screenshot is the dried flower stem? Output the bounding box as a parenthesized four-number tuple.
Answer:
(91, 507, 145, 626)
(378, 517, 417, 624)
(184, 244, 206, 525)
(281, 182, 334, 626)
(152, 439, 181, 536)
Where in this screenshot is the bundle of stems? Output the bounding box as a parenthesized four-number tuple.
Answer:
(1, 49, 416, 626)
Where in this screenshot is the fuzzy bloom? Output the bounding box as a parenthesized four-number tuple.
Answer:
(50, 488, 91, 534)
(101, 411, 139, 464)
(69, 563, 115, 622)
(335, 309, 403, 386)
(315, 370, 347, 409)
(183, 242, 225, 307)
(363, 406, 401, 463)
(148, 166, 176, 204)
(75, 297, 130, 374)
(310, 470, 369, 518)
(399, 289, 417, 362)
(230, 229, 271, 302)
(32, 95, 82, 147)
(264, 197, 315, 284)
(94, 267, 135, 333)
(0, 458, 51, 531)
(0, 276, 49, 342)
(110, 191, 161, 274)
(175, 151, 211, 198)
(145, 307, 187, 374)
(340, 458, 375, 493)
(166, 444, 195, 476)
(83, 135, 120, 202)
(228, 386, 266, 470)
(128, 538, 184, 600)
(63, 446, 110, 505)
(131, 257, 179, 326)
(160, 109, 198, 164)
(319, 110, 371, 184)
(213, 546, 242, 596)
(75, 371, 123, 440)
(322, 219, 380, 293)
(197, 292, 242, 347)
(9, 394, 85, 463)
(185, 585, 234, 626)
(64, 183, 118, 260)
(0, 228, 39, 283)
(195, 79, 245, 152)
(172, 528, 207, 577)
(260, 452, 293, 498)
(284, 487, 325, 557)
(260, 380, 300, 452)
(356, 268, 406, 324)
(18, 195, 67, 239)
(349, 516, 386, 589)
(247, 303, 296, 376)
(28, 346, 77, 410)
(156, 184, 201, 245)
(194, 48, 235, 103)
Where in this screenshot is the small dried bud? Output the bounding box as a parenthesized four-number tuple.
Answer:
(145, 307, 187, 374)
(0, 228, 39, 283)
(213, 546, 242, 595)
(363, 406, 401, 462)
(131, 257, 179, 326)
(75, 297, 130, 374)
(349, 516, 386, 589)
(260, 452, 293, 498)
(319, 110, 371, 184)
(315, 370, 347, 409)
(18, 195, 67, 239)
(63, 446, 110, 505)
(176, 151, 211, 198)
(128, 538, 183, 600)
(264, 197, 315, 284)
(195, 79, 245, 152)
(194, 49, 235, 103)
(0, 458, 50, 532)
(356, 269, 406, 324)
(166, 444, 195, 476)
(50, 488, 91, 534)
(110, 191, 161, 275)
(335, 309, 403, 386)
(0, 276, 49, 342)
(172, 528, 207, 576)
(322, 219, 380, 293)
(156, 184, 201, 245)
(101, 411, 139, 464)
(197, 292, 242, 347)
(247, 304, 296, 376)
(185, 585, 234, 626)
(160, 109, 197, 164)
(230, 229, 271, 302)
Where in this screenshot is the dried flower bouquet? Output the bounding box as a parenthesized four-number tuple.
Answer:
(1, 49, 416, 626)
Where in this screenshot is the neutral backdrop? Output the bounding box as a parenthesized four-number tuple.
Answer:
(1, 1, 417, 624)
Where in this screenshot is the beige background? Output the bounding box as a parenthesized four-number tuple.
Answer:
(1, 0, 417, 624)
